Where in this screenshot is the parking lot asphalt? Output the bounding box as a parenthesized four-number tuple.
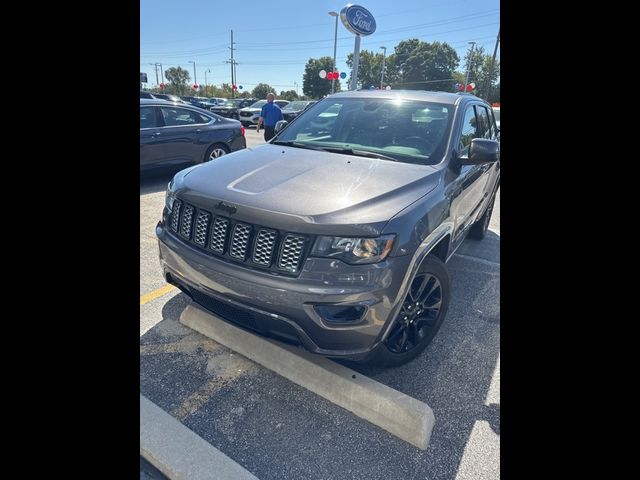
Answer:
(140, 130, 500, 480)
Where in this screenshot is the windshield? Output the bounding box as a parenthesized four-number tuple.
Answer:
(284, 101, 308, 111)
(249, 100, 267, 108)
(274, 98, 452, 165)
(218, 100, 236, 107)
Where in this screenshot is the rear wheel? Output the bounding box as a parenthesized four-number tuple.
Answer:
(204, 143, 229, 162)
(369, 255, 450, 367)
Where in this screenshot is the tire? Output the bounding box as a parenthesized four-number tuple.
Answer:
(204, 143, 229, 162)
(369, 254, 450, 367)
(469, 187, 497, 240)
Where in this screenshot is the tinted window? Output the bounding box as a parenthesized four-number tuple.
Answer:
(140, 107, 158, 128)
(160, 107, 210, 126)
(274, 98, 453, 165)
(459, 105, 478, 151)
(475, 105, 491, 139)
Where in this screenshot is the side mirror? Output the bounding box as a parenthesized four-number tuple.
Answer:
(274, 120, 288, 134)
(459, 138, 499, 165)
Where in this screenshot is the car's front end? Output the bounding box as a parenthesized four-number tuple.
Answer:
(156, 145, 441, 361)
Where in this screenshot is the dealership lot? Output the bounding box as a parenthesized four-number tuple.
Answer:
(140, 127, 500, 479)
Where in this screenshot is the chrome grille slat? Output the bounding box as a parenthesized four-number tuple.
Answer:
(170, 200, 182, 232)
(229, 224, 251, 260)
(194, 210, 210, 246)
(279, 234, 306, 273)
(180, 204, 194, 239)
(253, 229, 277, 266)
(209, 217, 229, 253)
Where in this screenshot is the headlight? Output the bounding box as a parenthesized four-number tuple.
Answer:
(310, 235, 395, 264)
(165, 181, 175, 211)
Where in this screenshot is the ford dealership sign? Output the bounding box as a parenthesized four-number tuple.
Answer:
(340, 4, 376, 36)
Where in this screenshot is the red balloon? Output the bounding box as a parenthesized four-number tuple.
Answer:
(159, 83, 165, 90)
(466, 84, 473, 91)
(458, 84, 464, 91)
(193, 84, 199, 90)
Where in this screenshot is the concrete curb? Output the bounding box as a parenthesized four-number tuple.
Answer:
(140, 394, 259, 480)
(180, 301, 436, 450)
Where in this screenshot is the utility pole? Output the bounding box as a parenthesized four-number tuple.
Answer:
(227, 30, 237, 98)
(463, 42, 476, 92)
(486, 29, 500, 100)
(159, 63, 164, 85)
(188, 60, 197, 89)
(153, 64, 159, 87)
(379, 46, 387, 89)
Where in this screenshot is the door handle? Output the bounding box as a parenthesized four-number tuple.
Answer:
(152, 132, 162, 137)
(195, 129, 202, 133)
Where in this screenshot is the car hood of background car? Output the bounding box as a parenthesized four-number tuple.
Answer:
(173, 144, 440, 234)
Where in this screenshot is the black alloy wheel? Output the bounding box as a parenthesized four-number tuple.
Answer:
(385, 273, 443, 353)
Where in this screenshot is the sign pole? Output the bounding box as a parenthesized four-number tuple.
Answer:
(350, 35, 361, 91)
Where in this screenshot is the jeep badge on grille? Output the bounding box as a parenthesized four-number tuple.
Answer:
(214, 201, 237, 215)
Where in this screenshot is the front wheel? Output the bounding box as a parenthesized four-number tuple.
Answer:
(369, 255, 450, 367)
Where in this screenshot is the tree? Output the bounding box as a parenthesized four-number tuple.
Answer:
(391, 39, 459, 91)
(252, 83, 276, 99)
(279, 90, 299, 101)
(302, 56, 342, 98)
(345, 50, 398, 89)
(164, 66, 190, 96)
(461, 46, 500, 100)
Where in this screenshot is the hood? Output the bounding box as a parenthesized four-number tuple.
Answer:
(175, 144, 440, 234)
(239, 107, 261, 113)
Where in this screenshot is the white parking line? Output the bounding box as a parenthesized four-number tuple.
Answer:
(453, 253, 500, 268)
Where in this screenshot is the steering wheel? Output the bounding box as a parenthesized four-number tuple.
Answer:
(402, 136, 433, 152)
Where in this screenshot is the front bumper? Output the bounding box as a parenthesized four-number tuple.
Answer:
(156, 223, 411, 360)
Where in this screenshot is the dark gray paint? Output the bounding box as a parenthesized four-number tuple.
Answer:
(157, 91, 500, 360)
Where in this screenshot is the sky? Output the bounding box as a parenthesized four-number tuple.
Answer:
(140, 0, 499, 93)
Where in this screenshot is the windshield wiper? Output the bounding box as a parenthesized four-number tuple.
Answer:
(271, 141, 325, 151)
(320, 147, 399, 162)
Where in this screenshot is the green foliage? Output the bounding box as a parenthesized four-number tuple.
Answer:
(461, 46, 500, 100)
(251, 83, 276, 99)
(164, 67, 190, 96)
(345, 50, 394, 89)
(391, 39, 460, 91)
(302, 56, 342, 98)
(279, 90, 299, 101)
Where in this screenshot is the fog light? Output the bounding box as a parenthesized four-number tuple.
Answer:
(314, 305, 366, 323)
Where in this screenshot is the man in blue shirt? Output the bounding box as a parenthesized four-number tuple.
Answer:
(256, 93, 283, 141)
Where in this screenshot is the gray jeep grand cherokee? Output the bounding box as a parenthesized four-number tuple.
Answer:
(156, 90, 500, 366)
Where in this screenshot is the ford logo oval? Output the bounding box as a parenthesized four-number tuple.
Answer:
(340, 4, 376, 36)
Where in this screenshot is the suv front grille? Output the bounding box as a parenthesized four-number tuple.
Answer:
(229, 224, 252, 260)
(167, 199, 310, 276)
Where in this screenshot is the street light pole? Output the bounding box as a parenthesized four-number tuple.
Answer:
(205, 69, 211, 97)
(463, 42, 476, 92)
(379, 46, 387, 89)
(294, 82, 298, 96)
(188, 60, 197, 90)
(159, 63, 164, 85)
(329, 11, 339, 94)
